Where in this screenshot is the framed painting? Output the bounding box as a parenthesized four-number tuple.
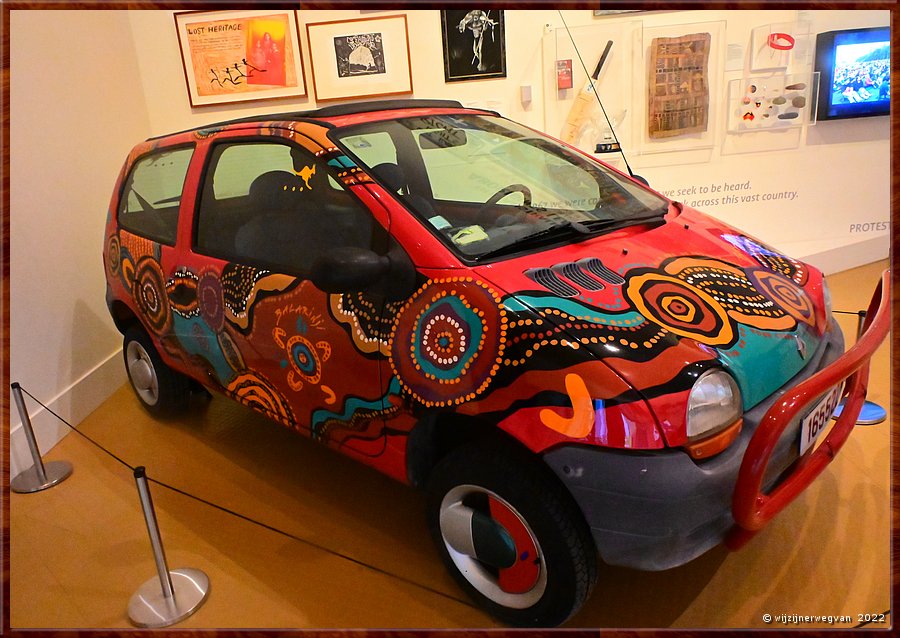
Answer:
(441, 10, 507, 82)
(174, 10, 306, 107)
(306, 14, 413, 102)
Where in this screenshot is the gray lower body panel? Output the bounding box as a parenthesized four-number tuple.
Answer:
(543, 320, 845, 571)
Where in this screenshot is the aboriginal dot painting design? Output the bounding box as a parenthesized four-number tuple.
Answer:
(220, 264, 294, 331)
(721, 233, 808, 285)
(625, 257, 815, 347)
(133, 257, 172, 336)
(106, 233, 159, 296)
(167, 269, 200, 318)
(226, 372, 295, 430)
(500, 295, 676, 371)
(330, 292, 404, 356)
(316, 147, 374, 186)
(106, 236, 121, 278)
(390, 278, 508, 408)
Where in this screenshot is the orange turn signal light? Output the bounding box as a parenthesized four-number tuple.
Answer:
(685, 418, 743, 460)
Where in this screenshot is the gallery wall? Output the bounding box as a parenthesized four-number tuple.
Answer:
(126, 8, 889, 270)
(8, 8, 890, 470)
(9, 11, 152, 474)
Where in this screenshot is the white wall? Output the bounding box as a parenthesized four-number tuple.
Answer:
(9, 11, 152, 475)
(127, 8, 889, 271)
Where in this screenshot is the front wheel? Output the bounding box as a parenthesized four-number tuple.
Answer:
(123, 325, 190, 416)
(426, 440, 597, 627)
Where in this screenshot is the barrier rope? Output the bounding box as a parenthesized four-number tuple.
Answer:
(16, 386, 476, 610)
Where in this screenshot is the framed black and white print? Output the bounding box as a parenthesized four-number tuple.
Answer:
(306, 14, 412, 102)
(441, 10, 506, 82)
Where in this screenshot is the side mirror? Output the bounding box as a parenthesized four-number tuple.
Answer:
(310, 247, 390, 293)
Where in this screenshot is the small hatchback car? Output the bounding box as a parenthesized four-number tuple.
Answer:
(105, 99, 889, 626)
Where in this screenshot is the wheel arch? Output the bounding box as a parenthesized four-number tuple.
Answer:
(108, 298, 140, 335)
(406, 410, 549, 489)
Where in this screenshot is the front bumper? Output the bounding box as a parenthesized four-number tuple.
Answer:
(544, 318, 847, 571)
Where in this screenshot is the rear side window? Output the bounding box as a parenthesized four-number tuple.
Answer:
(119, 147, 194, 244)
(195, 140, 381, 275)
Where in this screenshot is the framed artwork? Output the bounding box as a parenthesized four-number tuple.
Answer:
(647, 32, 712, 139)
(441, 10, 506, 82)
(174, 10, 306, 107)
(306, 15, 412, 102)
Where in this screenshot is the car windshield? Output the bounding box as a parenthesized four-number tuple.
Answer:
(333, 114, 668, 261)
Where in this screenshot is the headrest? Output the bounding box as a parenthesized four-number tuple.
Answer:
(370, 163, 406, 193)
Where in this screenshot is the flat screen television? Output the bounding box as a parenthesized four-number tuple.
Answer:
(814, 26, 890, 121)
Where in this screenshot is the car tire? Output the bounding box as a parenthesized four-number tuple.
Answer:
(426, 438, 597, 627)
(123, 325, 190, 416)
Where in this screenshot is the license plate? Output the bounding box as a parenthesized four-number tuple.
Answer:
(799, 383, 844, 456)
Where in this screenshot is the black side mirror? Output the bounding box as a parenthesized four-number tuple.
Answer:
(310, 247, 391, 293)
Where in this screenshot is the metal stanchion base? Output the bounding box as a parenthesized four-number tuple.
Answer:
(11, 460, 73, 494)
(128, 568, 209, 628)
(833, 399, 887, 426)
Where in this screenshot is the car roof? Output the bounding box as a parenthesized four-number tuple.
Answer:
(147, 99, 493, 141)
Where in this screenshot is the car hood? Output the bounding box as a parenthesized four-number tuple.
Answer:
(472, 208, 827, 412)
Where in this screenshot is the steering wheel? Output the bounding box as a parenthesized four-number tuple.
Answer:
(476, 184, 533, 226)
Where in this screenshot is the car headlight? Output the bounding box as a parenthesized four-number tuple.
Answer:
(686, 369, 742, 440)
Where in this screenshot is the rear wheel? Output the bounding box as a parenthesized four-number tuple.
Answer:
(426, 440, 597, 627)
(123, 326, 190, 416)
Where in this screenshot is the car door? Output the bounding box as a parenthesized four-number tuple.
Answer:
(173, 132, 393, 457)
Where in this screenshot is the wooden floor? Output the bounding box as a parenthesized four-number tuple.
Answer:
(9, 260, 892, 629)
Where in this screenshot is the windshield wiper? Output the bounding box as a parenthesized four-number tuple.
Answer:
(475, 212, 665, 262)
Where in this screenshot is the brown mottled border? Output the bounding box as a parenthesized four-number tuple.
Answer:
(1, 2, 897, 638)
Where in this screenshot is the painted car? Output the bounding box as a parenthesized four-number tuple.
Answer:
(104, 99, 889, 627)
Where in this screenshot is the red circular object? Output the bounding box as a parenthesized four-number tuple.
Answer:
(767, 32, 795, 50)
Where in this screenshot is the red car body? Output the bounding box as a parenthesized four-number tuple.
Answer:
(104, 100, 889, 626)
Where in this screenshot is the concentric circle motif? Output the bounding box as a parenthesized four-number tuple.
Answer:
(747, 268, 815, 326)
(197, 271, 225, 332)
(227, 372, 294, 428)
(106, 236, 121, 277)
(120, 257, 136, 294)
(390, 279, 506, 408)
(133, 257, 171, 335)
(287, 335, 328, 384)
(626, 273, 734, 346)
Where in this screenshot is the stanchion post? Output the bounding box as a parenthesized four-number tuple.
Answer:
(832, 309, 886, 426)
(134, 467, 176, 599)
(10, 382, 72, 493)
(128, 466, 209, 628)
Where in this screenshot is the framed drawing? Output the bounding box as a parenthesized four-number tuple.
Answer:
(441, 10, 506, 82)
(174, 10, 306, 107)
(306, 15, 412, 102)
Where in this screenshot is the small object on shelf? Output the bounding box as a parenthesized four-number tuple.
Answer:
(778, 112, 799, 119)
(767, 32, 795, 50)
(785, 82, 806, 90)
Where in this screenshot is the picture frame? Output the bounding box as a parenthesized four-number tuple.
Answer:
(441, 10, 507, 82)
(305, 14, 413, 102)
(174, 10, 306, 107)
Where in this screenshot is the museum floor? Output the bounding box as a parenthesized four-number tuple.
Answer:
(10, 260, 892, 630)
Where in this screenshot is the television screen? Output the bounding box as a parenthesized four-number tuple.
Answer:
(815, 26, 890, 121)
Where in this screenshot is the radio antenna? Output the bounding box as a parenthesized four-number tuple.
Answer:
(558, 11, 637, 180)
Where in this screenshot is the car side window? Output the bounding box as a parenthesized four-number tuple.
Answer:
(119, 147, 194, 244)
(195, 140, 382, 275)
